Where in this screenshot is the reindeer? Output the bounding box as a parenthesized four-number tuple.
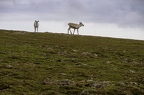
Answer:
(34, 20, 39, 32)
(68, 22, 84, 35)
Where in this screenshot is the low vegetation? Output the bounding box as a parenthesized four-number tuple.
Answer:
(0, 29, 144, 95)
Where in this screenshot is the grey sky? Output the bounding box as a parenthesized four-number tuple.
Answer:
(0, 0, 144, 40)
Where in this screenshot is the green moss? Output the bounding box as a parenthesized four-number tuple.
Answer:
(0, 30, 144, 94)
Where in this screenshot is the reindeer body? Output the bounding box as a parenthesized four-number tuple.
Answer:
(34, 20, 39, 32)
(68, 22, 84, 35)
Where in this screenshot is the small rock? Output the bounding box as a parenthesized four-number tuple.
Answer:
(82, 52, 91, 56)
(58, 79, 75, 87)
(72, 50, 78, 52)
(80, 90, 90, 95)
(6, 65, 13, 68)
(93, 54, 98, 57)
(129, 70, 135, 73)
(60, 73, 66, 76)
(42, 78, 58, 85)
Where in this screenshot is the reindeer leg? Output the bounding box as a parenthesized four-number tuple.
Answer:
(70, 29, 72, 34)
(77, 29, 79, 35)
(68, 28, 71, 34)
(68, 28, 69, 34)
(73, 29, 75, 35)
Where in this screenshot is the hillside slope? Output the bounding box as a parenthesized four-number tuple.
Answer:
(0, 30, 144, 95)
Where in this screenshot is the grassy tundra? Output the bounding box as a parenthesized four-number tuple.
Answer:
(0, 30, 144, 95)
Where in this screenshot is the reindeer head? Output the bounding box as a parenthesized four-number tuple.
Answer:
(35, 20, 39, 23)
(79, 22, 84, 26)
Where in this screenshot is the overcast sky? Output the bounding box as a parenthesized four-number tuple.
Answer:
(0, 0, 144, 40)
